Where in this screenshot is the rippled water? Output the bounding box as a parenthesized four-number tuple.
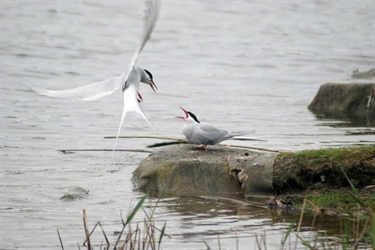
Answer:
(1, 1, 374, 249)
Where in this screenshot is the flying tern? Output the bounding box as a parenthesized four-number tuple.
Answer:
(177, 107, 255, 150)
(33, 0, 160, 151)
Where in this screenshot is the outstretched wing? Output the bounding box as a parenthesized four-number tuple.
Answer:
(32, 75, 123, 101)
(128, 0, 160, 70)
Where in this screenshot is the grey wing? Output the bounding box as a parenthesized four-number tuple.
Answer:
(127, 0, 160, 69)
(197, 123, 228, 145)
(32, 75, 123, 101)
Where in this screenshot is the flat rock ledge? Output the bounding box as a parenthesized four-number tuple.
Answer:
(308, 82, 375, 119)
(132, 144, 277, 198)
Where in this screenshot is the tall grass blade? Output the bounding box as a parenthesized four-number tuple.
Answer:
(158, 222, 167, 250)
(339, 166, 367, 209)
(295, 234, 314, 250)
(294, 198, 307, 250)
(202, 240, 211, 249)
(82, 221, 110, 248)
(217, 235, 221, 250)
(341, 221, 349, 250)
(82, 209, 91, 249)
(125, 194, 147, 225)
(114, 195, 147, 249)
(57, 229, 64, 250)
(371, 216, 375, 248)
(340, 166, 357, 194)
(281, 223, 294, 247)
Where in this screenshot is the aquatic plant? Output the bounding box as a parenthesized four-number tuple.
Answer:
(284, 166, 375, 250)
(57, 194, 168, 250)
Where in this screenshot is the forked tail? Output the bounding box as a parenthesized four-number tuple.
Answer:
(112, 91, 156, 153)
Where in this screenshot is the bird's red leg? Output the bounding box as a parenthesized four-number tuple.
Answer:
(199, 145, 207, 150)
(137, 92, 143, 103)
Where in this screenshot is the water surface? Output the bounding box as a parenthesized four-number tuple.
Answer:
(1, 1, 374, 249)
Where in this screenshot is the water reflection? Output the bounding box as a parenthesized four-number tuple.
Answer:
(312, 113, 375, 129)
(144, 196, 371, 249)
(2, 0, 375, 248)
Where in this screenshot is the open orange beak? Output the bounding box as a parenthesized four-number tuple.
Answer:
(150, 80, 158, 92)
(176, 107, 188, 119)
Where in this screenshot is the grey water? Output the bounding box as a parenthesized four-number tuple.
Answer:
(1, 1, 374, 249)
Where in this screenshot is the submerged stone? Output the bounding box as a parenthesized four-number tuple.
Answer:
(60, 186, 89, 201)
(132, 144, 277, 198)
(351, 68, 375, 79)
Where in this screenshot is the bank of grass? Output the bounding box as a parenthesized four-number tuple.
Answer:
(270, 145, 375, 249)
(273, 145, 375, 194)
(274, 145, 375, 212)
(276, 145, 375, 169)
(288, 145, 375, 163)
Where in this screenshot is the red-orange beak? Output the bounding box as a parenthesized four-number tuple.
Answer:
(150, 80, 158, 92)
(176, 107, 188, 119)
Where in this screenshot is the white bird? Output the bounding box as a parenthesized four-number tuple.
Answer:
(32, 0, 160, 151)
(177, 107, 255, 150)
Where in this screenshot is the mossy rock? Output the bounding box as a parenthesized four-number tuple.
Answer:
(273, 145, 375, 194)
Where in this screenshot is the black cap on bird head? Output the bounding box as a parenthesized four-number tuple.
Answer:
(176, 107, 200, 123)
(144, 69, 153, 80)
(144, 69, 158, 92)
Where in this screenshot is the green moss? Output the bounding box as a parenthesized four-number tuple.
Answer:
(306, 192, 352, 206)
(273, 145, 375, 194)
(279, 145, 375, 165)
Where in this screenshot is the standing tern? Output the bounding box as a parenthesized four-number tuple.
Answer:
(177, 107, 255, 150)
(33, 0, 160, 151)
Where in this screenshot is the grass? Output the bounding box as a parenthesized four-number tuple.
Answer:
(287, 166, 375, 250)
(57, 194, 168, 250)
(279, 145, 375, 165)
(292, 191, 375, 214)
(58, 191, 375, 250)
(273, 145, 375, 194)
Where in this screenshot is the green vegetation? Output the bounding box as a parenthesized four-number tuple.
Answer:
(290, 166, 375, 249)
(273, 145, 375, 194)
(57, 194, 168, 250)
(279, 145, 375, 164)
(291, 191, 375, 213)
(58, 191, 375, 249)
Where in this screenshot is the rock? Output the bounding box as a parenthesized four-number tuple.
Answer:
(308, 82, 375, 119)
(351, 68, 375, 79)
(132, 144, 277, 198)
(60, 186, 89, 201)
(267, 196, 293, 209)
(227, 153, 275, 197)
